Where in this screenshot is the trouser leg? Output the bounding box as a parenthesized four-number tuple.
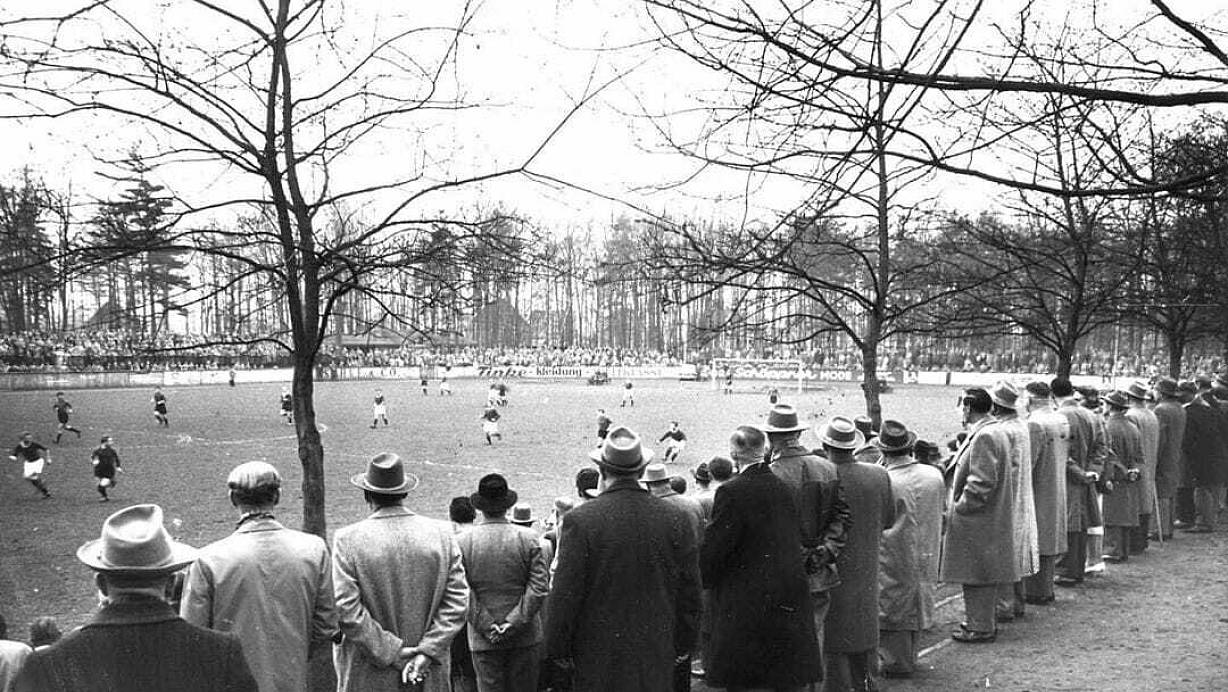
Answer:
(1176, 487, 1196, 523)
(877, 630, 917, 676)
(1195, 486, 1223, 530)
(1104, 526, 1129, 561)
(1056, 531, 1086, 581)
(506, 644, 540, 692)
(1131, 514, 1151, 553)
(820, 652, 850, 692)
(996, 581, 1024, 618)
(1157, 498, 1174, 538)
(471, 649, 505, 692)
(961, 584, 997, 633)
(1024, 555, 1056, 602)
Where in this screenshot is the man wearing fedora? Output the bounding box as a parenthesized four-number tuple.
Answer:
(987, 381, 1036, 623)
(876, 421, 944, 678)
(1124, 380, 1160, 554)
(814, 416, 893, 692)
(1179, 381, 1227, 534)
(332, 453, 468, 692)
(180, 462, 338, 692)
(456, 474, 548, 692)
(1051, 377, 1109, 586)
(1151, 377, 1186, 540)
(644, 462, 706, 544)
(1102, 391, 1144, 562)
(701, 425, 822, 691)
(940, 388, 1016, 643)
(1020, 381, 1069, 606)
(546, 426, 701, 692)
(763, 404, 849, 690)
(12, 504, 258, 692)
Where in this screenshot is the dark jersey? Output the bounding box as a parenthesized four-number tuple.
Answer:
(374, 395, 385, 406)
(280, 394, 293, 411)
(92, 446, 121, 477)
(153, 392, 168, 413)
(597, 415, 612, 434)
(53, 400, 73, 423)
(482, 409, 501, 423)
(12, 442, 47, 462)
(659, 429, 687, 443)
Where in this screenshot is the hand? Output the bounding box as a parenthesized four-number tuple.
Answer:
(488, 622, 511, 643)
(399, 652, 430, 687)
(1084, 471, 1099, 484)
(674, 653, 690, 665)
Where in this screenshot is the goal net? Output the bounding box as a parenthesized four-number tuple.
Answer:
(710, 358, 806, 393)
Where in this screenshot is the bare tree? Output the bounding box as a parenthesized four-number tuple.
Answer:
(0, 0, 580, 536)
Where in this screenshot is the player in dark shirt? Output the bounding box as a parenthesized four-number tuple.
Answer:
(152, 388, 169, 426)
(481, 406, 502, 445)
(658, 421, 688, 464)
(10, 432, 51, 498)
(52, 392, 82, 444)
(90, 436, 123, 502)
(596, 409, 612, 440)
(280, 388, 294, 425)
(371, 389, 388, 428)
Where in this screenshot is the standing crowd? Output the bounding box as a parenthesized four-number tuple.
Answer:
(3, 373, 1227, 692)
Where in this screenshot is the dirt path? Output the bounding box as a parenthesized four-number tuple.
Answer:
(696, 529, 1227, 691)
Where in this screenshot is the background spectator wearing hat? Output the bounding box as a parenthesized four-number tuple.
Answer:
(456, 474, 549, 692)
(27, 617, 60, 651)
(1124, 380, 1161, 555)
(1051, 377, 1109, 587)
(762, 403, 850, 686)
(875, 420, 944, 678)
(1102, 391, 1145, 563)
(1151, 377, 1187, 541)
(1179, 381, 1228, 534)
(816, 416, 894, 692)
(644, 463, 705, 546)
(988, 381, 1038, 624)
(546, 426, 701, 692)
(180, 461, 337, 692)
(13, 504, 258, 692)
(332, 453, 467, 692)
(1020, 381, 1069, 607)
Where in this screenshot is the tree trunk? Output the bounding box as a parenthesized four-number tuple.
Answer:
(861, 340, 882, 430)
(293, 350, 327, 538)
(1166, 330, 1184, 378)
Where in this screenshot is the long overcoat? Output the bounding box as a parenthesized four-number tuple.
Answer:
(1126, 406, 1160, 517)
(1183, 401, 1228, 488)
(701, 462, 822, 688)
(546, 479, 701, 692)
(824, 459, 894, 654)
(939, 417, 1017, 585)
(1102, 412, 1144, 527)
(996, 411, 1038, 579)
(1026, 408, 1069, 556)
(1153, 400, 1187, 499)
(180, 517, 337, 692)
(12, 595, 257, 692)
(332, 506, 469, 692)
(1056, 401, 1108, 532)
(879, 459, 945, 632)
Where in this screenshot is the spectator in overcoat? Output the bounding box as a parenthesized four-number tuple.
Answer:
(1052, 378, 1108, 586)
(940, 388, 1016, 643)
(701, 425, 822, 691)
(1103, 392, 1144, 562)
(332, 453, 468, 692)
(1151, 378, 1187, 540)
(989, 382, 1036, 622)
(1021, 382, 1069, 605)
(818, 416, 894, 692)
(1181, 384, 1228, 533)
(545, 426, 701, 692)
(181, 461, 337, 692)
(876, 421, 944, 678)
(12, 504, 258, 692)
(1124, 381, 1160, 553)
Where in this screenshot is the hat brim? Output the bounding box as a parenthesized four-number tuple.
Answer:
(990, 395, 1017, 409)
(471, 489, 519, 514)
(872, 431, 918, 453)
(511, 518, 535, 526)
(76, 539, 197, 574)
(819, 430, 866, 450)
(759, 422, 809, 433)
(581, 488, 601, 499)
(350, 472, 420, 495)
(588, 447, 654, 470)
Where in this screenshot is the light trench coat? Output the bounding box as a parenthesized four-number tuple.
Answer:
(180, 517, 337, 692)
(1026, 408, 1070, 556)
(1126, 405, 1160, 518)
(332, 506, 469, 692)
(939, 417, 1017, 584)
(997, 411, 1038, 579)
(878, 459, 945, 632)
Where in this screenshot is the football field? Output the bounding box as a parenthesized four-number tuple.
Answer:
(0, 376, 960, 634)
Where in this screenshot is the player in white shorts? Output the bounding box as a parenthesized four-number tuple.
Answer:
(10, 432, 52, 499)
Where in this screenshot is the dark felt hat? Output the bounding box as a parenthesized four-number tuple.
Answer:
(351, 453, 419, 495)
(588, 426, 654, 472)
(761, 404, 809, 433)
(872, 420, 917, 453)
(471, 473, 518, 513)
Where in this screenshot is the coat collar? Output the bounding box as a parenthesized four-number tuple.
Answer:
(368, 505, 415, 520)
(772, 442, 814, 460)
(234, 515, 284, 534)
(90, 595, 180, 628)
(599, 478, 648, 495)
(740, 461, 771, 476)
(476, 515, 509, 525)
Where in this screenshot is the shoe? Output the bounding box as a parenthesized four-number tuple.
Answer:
(1054, 577, 1083, 587)
(1173, 520, 1193, 530)
(952, 628, 996, 643)
(1103, 555, 1125, 563)
(1024, 595, 1055, 605)
(41, 493, 52, 500)
(98, 497, 109, 503)
(880, 669, 913, 679)
(690, 663, 705, 678)
(994, 611, 1015, 623)
(75, 430, 81, 438)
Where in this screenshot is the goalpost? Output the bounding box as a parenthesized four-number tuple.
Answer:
(710, 357, 806, 394)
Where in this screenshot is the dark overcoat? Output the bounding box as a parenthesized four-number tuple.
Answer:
(824, 459, 894, 654)
(1056, 401, 1108, 532)
(546, 479, 701, 692)
(1153, 400, 1186, 499)
(1183, 401, 1228, 488)
(939, 417, 1017, 585)
(1102, 412, 1143, 527)
(12, 595, 257, 692)
(701, 462, 822, 688)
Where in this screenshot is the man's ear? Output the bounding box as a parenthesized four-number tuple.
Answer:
(95, 572, 109, 596)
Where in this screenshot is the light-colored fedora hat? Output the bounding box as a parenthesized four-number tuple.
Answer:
(872, 420, 917, 453)
(643, 463, 670, 483)
(76, 504, 197, 574)
(1126, 380, 1152, 401)
(989, 381, 1020, 410)
(588, 426, 654, 472)
(761, 404, 809, 433)
(817, 416, 865, 450)
(350, 452, 420, 495)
